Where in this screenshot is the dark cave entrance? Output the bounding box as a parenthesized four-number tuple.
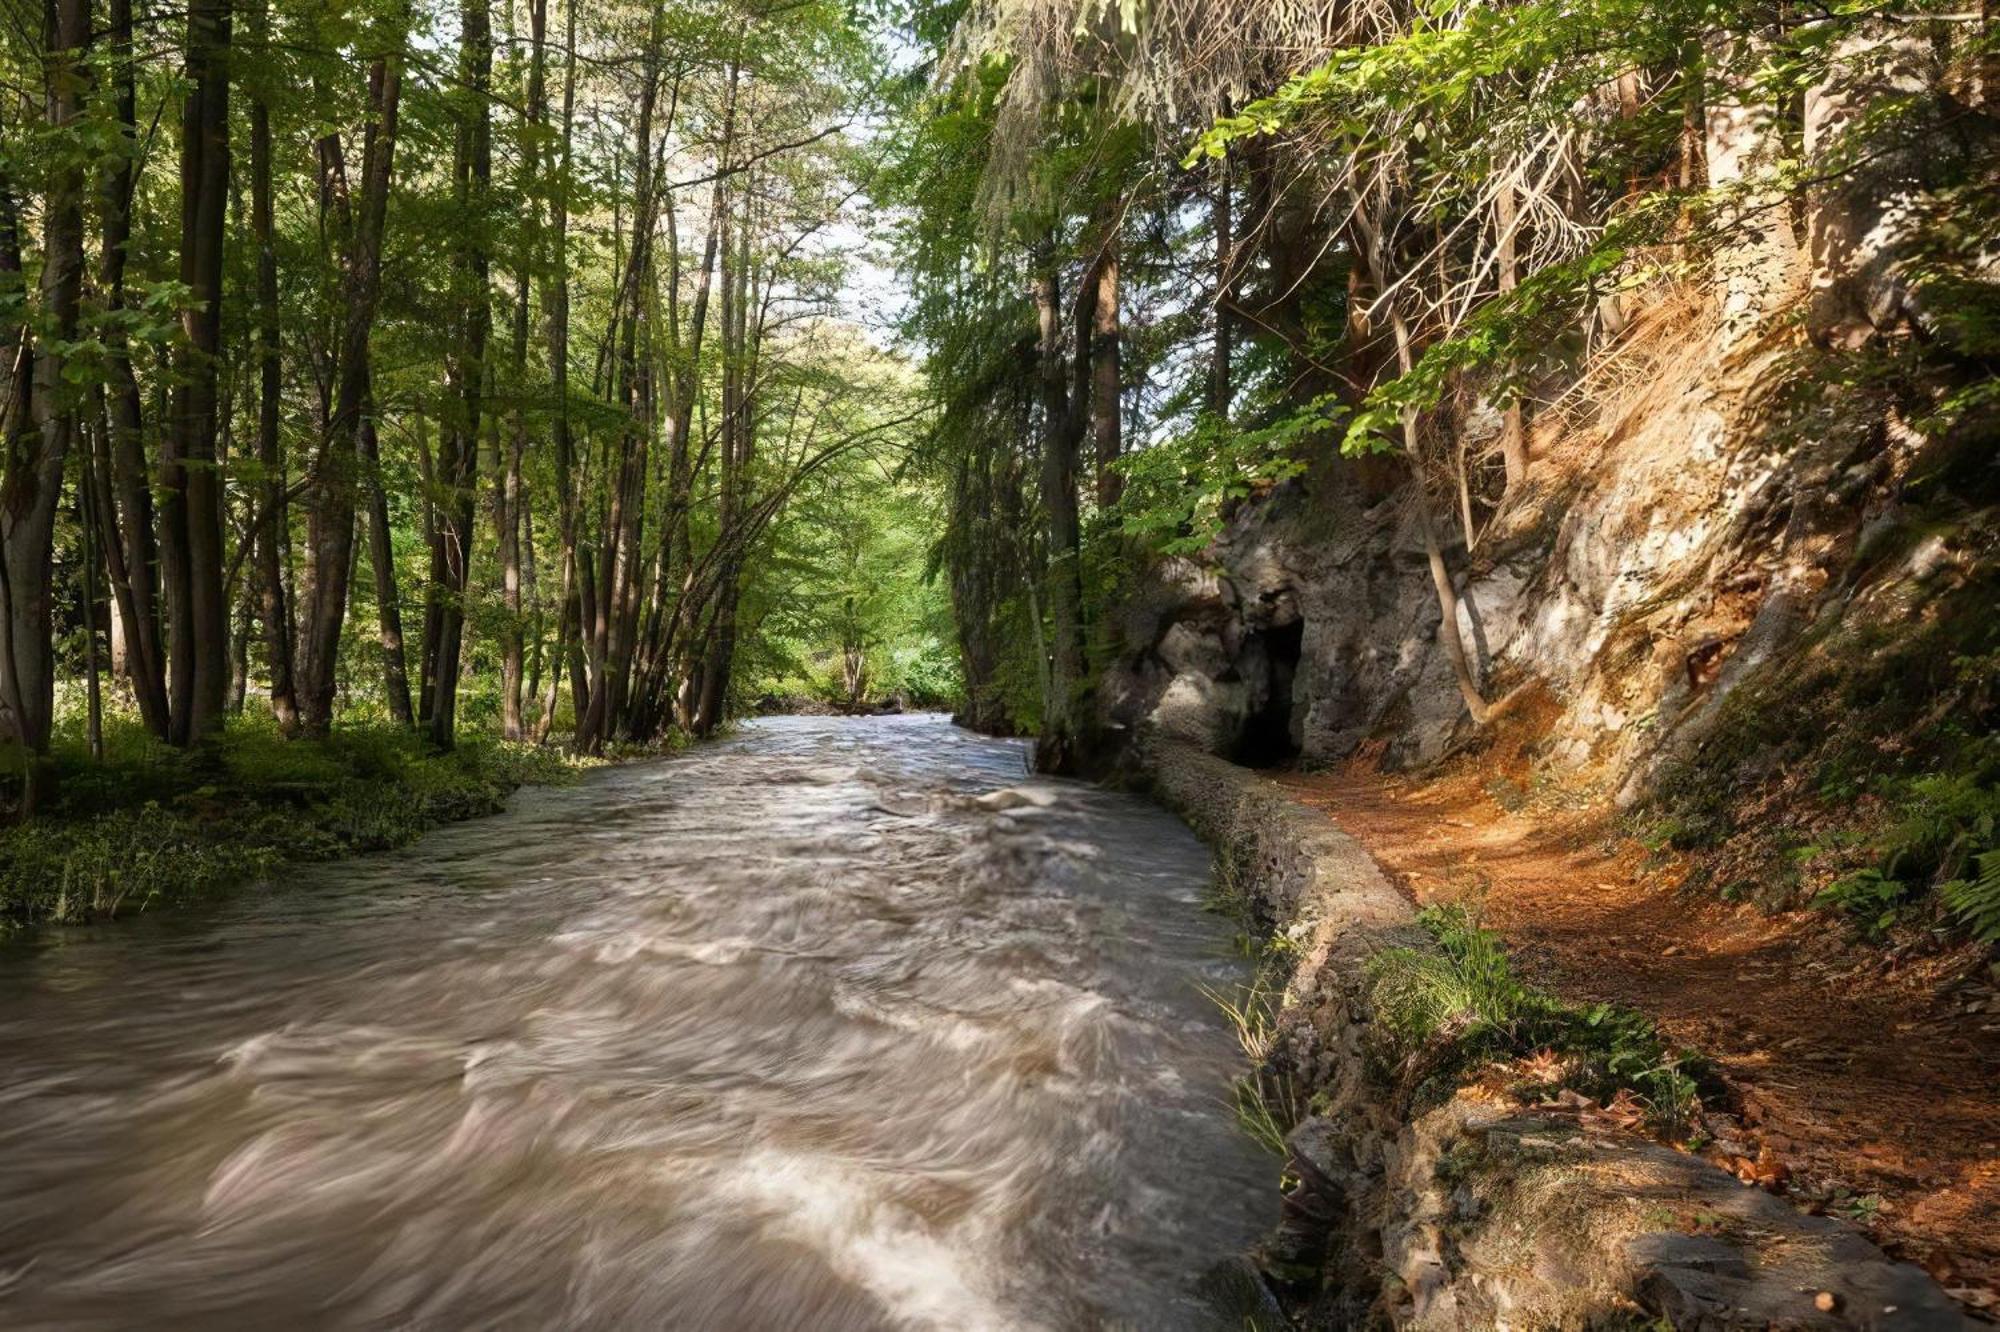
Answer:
(1233, 618, 1304, 768)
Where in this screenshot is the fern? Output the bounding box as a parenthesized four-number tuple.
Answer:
(1939, 851, 2000, 944)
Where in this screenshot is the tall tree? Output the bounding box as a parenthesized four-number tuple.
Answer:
(427, 0, 494, 750)
(0, 0, 89, 787)
(248, 0, 299, 732)
(160, 0, 235, 745)
(93, 0, 169, 739)
(1033, 250, 1088, 774)
(298, 15, 408, 736)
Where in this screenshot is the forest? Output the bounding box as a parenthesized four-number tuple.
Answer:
(0, 0, 964, 893)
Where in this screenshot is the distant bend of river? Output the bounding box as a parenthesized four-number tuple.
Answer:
(0, 713, 1271, 1329)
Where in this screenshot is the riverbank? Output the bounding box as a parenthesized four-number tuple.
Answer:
(1277, 758, 2000, 1311)
(0, 717, 610, 932)
(1137, 736, 1981, 1328)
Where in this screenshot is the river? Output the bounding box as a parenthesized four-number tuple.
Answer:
(0, 714, 1272, 1329)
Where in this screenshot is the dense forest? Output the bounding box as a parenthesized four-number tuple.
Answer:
(0, 0, 950, 815)
(0, 0, 1992, 884)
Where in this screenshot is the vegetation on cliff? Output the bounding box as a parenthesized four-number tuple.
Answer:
(883, 0, 1997, 948)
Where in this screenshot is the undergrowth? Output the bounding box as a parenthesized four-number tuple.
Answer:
(1200, 865, 1305, 1156)
(1368, 904, 1710, 1134)
(1648, 528, 2000, 947)
(0, 712, 602, 931)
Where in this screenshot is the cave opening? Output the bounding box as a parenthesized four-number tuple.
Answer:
(1233, 618, 1304, 768)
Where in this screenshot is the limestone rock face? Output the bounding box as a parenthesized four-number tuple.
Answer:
(1096, 297, 1939, 792)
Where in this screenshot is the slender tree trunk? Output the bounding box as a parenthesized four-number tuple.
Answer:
(298, 22, 406, 736)
(496, 0, 547, 742)
(1495, 169, 1529, 490)
(1210, 158, 1232, 420)
(161, 0, 235, 745)
(537, 0, 580, 745)
(357, 382, 414, 723)
(0, 0, 88, 789)
(249, 0, 299, 732)
(80, 475, 103, 759)
(1090, 226, 1121, 510)
(1390, 307, 1490, 724)
(428, 0, 493, 751)
(95, 0, 170, 739)
(1033, 253, 1088, 775)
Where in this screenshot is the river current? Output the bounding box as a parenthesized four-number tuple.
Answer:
(0, 714, 1271, 1329)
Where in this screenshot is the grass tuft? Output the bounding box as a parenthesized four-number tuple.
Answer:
(1368, 903, 1708, 1134)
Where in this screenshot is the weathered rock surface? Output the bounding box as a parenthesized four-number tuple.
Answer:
(1140, 738, 1977, 1330)
(1098, 297, 1975, 796)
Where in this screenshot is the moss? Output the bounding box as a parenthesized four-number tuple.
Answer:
(0, 713, 604, 932)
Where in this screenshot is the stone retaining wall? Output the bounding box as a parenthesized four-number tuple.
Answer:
(1139, 736, 1977, 1330)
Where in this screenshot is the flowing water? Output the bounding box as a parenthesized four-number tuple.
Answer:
(0, 714, 1273, 1329)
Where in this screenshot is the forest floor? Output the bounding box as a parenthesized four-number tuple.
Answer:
(1276, 758, 2000, 1311)
(0, 719, 618, 933)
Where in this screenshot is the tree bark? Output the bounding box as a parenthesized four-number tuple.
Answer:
(95, 0, 170, 739)
(536, 0, 580, 744)
(1210, 159, 1232, 421)
(1494, 169, 1529, 490)
(497, 0, 548, 742)
(161, 0, 235, 745)
(249, 0, 299, 731)
(357, 380, 414, 723)
(428, 0, 493, 751)
(298, 22, 406, 736)
(1033, 252, 1088, 775)
(0, 0, 88, 783)
(1090, 227, 1121, 510)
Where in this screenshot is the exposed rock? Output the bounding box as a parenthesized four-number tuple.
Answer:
(1095, 291, 1956, 797)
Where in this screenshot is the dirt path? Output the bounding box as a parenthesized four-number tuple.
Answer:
(1276, 763, 2000, 1310)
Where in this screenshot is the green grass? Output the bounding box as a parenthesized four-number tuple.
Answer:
(1367, 904, 1709, 1134)
(0, 711, 602, 931)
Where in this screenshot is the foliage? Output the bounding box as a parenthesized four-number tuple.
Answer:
(1113, 410, 1323, 555)
(1817, 768, 2000, 941)
(1368, 904, 1706, 1131)
(0, 709, 596, 931)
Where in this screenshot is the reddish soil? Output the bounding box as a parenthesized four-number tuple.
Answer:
(1276, 758, 2000, 1311)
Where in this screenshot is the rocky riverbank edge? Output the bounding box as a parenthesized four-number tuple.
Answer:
(1135, 736, 1979, 1330)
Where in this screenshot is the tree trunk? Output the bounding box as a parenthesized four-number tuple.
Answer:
(1090, 226, 1121, 511)
(298, 22, 406, 736)
(357, 382, 414, 723)
(536, 0, 580, 745)
(1210, 159, 1232, 421)
(249, 0, 299, 732)
(161, 0, 235, 746)
(497, 0, 546, 742)
(1494, 169, 1529, 490)
(95, 0, 170, 739)
(1033, 254, 1088, 775)
(0, 0, 88, 785)
(428, 0, 493, 751)
(1391, 307, 1490, 725)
